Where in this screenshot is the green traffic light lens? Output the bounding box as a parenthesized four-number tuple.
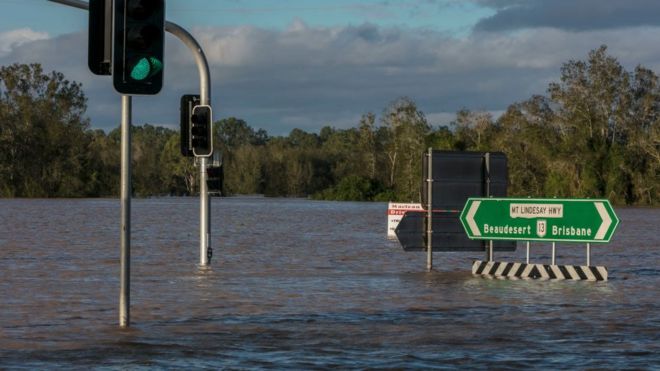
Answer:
(130, 57, 163, 81)
(130, 58, 150, 81)
(149, 57, 163, 74)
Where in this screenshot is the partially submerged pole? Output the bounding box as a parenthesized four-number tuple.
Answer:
(485, 153, 493, 262)
(48, 1, 216, 329)
(119, 95, 131, 328)
(164, 22, 213, 267)
(526, 241, 530, 264)
(552, 242, 556, 265)
(426, 147, 433, 272)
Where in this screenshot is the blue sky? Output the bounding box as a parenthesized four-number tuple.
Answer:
(167, 0, 492, 32)
(0, 1, 492, 36)
(2, 0, 660, 134)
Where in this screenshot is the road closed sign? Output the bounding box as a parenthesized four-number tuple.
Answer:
(387, 202, 423, 239)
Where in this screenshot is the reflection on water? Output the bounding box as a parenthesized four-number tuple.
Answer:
(0, 198, 658, 368)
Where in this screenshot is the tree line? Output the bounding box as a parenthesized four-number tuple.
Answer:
(0, 46, 657, 205)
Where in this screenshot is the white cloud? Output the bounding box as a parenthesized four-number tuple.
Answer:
(2, 23, 660, 135)
(0, 28, 49, 57)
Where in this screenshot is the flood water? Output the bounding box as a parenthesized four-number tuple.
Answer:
(0, 197, 658, 369)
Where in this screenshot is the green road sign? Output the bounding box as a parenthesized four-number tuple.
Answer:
(459, 198, 619, 243)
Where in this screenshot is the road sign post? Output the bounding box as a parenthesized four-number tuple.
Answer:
(426, 147, 433, 271)
(462, 198, 619, 281)
(460, 198, 619, 243)
(395, 151, 515, 262)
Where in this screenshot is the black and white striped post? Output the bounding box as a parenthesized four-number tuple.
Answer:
(472, 260, 608, 281)
(474, 238, 608, 281)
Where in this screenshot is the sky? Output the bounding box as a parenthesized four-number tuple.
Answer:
(2, 0, 660, 135)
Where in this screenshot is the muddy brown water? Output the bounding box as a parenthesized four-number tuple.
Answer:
(0, 198, 658, 368)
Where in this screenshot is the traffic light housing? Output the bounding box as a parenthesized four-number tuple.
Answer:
(206, 165, 223, 194)
(113, 0, 165, 95)
(88, 0, 112, 75)
(190, 105, 213, 157)
(180, 94, 200, 157)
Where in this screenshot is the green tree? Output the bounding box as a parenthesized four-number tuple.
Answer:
(358, 112, 378, 179)
(215, 117, 267, 153)
(0, 63, 90, 197)
(453, 109, 497, 151)
(160, 133, 196, 195)
(547, 46, 632, 198)
(381, 97, 430, 201)
(625, 66, 660, 204)
(493, 96, 556, 197)
(84, 129, 120, 196)
(131, 124, 176, 196)
(225, 144, 263, 194)
(426, 125, 455, 150)
(320, 127, 361, 182)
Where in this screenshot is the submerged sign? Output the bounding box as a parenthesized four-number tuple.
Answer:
(387, 202, 423, 239)
(460, 198, 619, 243)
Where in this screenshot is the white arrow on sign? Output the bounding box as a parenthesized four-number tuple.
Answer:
(466, 200, 481, 237)
(594, 202, 612, 240)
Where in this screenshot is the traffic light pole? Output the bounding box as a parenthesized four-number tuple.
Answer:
(164, 22, 212, 267)
(119, 95, 131, 328)
(48, 0, 87, 9)
(49, 1, 215, 331)
(199, 157, 210, 266)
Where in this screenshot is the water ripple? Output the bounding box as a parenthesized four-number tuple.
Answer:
(0, 199, 658, 368)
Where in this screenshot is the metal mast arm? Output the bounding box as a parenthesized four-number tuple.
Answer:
(48, 0, 211, 104)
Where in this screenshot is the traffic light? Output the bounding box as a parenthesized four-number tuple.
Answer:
(190, 105, 213, 157)
(180, 94, 200, 157)
(206, 165, 223, 194)
(113, 0, 165, 95)
(88, 0, 112, 75)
